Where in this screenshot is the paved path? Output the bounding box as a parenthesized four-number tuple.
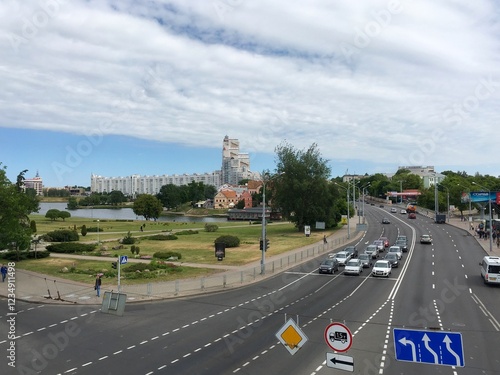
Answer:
(1, 213, 497, 306)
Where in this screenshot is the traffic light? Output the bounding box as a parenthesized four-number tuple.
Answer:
(111, 262, 117, 269)
(259, 240, 264, 250)
(265, 239, 270, 251)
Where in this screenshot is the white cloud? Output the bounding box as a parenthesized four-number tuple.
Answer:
(1, 0, 500, 176)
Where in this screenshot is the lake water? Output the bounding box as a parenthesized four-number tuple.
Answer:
(37, 202, 227, 223)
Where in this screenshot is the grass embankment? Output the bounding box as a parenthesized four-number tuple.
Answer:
(18, 215, 336, 284)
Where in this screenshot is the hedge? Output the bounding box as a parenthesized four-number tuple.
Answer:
(1, 251, 50, 261)
(214, 235, 240, 248)
(148, 234, 178, 241)
(46, 243, 97, 253)
(153, 251, 182, 260)
(42, 229, 79, 242)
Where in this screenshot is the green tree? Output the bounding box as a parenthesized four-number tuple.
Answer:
(272, 142, 335, 231)
(59, 211, 71, 221)
(0, 166, 40, 260)
(157, 184, 182, 210)
(81, 224, 88, 237)
(45, 209, 61, 221)
(204, 184, 217, 200)
(107, 190, 126, 206)
(30, 220, 37, 234)
(235, 199, 245, 209)
(133, 195, 163, 220)
(67, 197, 78, 210)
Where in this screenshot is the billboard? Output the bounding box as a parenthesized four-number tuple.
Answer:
(464, 191, 500, 203)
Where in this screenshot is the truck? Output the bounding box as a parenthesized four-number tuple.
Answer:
(435, 214, 446, 223)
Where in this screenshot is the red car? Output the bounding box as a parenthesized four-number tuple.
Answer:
(379, 237, 390, 247)
(408, 213, 417, 219)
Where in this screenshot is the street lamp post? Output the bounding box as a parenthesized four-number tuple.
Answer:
(335, 182, 350, 239)
(260, 172, 283, 275)
(473, 182, 493, 252)
(457, 184, 472, 222)
(97, 219, 100, 245)
(362, 183, 370, 224)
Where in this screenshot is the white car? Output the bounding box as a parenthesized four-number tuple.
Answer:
(420, 234, 432, 244)
(400, 209, 407, 214)
(372, 260, 392, 277)
(333, 251, 351, 266)
(390, 207, 397, 213)
(388, 245, 403, 260)
(344, 259, 363, 275)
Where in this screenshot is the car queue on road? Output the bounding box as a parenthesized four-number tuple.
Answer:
(320, 220, 409, 278)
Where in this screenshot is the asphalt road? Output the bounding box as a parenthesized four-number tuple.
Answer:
(1, 205, 499, 375)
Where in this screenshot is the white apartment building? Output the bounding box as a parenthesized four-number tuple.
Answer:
(91, 136, 259, 195)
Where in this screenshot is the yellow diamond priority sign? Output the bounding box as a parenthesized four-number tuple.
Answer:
(276, 318, 308, 355)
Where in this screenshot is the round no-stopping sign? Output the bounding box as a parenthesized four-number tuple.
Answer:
(324, 322, 352, 352)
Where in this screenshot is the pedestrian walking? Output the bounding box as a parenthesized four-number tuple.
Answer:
(323, 235, 328, 244)
(95, 274, 102, 297)
(1, 264, 7, 282)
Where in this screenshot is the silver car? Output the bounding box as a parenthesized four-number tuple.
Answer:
(365, 244, 379, 259)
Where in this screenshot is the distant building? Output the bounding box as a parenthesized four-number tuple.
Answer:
(398, 166, 445, 188)
(90, 136, 259, 196)
(221, 135, 260, 185)
(23, 171, 43, 196)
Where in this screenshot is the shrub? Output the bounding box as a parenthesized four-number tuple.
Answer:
(122, 231, 136, 244)
(123, 263, 150, 273)
(1, 250, 50, 261)
(148, 234, 178, 240)
(204, 223, 219, 232)
(81, 225, 88, 237)
(46, 243, 96, 253)
(42, 229, 79, 242)
(214, 235, 240, 248)
(85, 226, 103, 233)
(130, 245, 136, 255)
(153, 251, 182, 260)
(175, 230, 198, 235)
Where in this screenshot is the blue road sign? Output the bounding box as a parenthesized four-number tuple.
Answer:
(119, 255, 128, 265)
(394, 328, 464, 367)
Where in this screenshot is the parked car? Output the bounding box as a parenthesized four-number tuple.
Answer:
(344, 246, 358, 258)
(333, 251, 351, 266)
(384, 253, 399, 268)
(358, 254, 372, 268)
(365, 244, 379, 259)
(382, 217, 391, 224)
(344, 259, 363, 275)
(390, 207, 397, 213)
(379, 237, 390, 248)
(372, 260, 392, 277)
(420, 234, 432, 244)
(408, 213, 417, 219)
(395, 239, 408, 252)
(319, 258, 339, 274)
(388, 245, 403, 260)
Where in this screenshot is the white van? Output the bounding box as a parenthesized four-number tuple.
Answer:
(480, 256, 500, 284)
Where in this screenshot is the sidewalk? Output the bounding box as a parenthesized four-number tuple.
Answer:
(0, 218, 363, 305)
(446, 215, 500, 256)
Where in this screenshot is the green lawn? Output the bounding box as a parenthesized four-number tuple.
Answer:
(17, 214, 339, 284)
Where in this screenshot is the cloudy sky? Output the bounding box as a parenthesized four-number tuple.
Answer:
(1, 0, 499, 187)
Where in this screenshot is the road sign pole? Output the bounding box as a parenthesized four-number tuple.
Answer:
(117, 255, 121, 292)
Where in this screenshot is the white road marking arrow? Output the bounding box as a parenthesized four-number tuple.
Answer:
(443, 335, 461, 366)
(398, 337, 417, 361)
(422, 334, 439, 364)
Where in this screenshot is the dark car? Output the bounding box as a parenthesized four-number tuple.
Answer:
(344, 246, 358, 258)
(408, 213, 416, 219)
(379, 204, 384, 208)
(318, 258, 339, 274)
(382, 217, 390, 224)
(358, 254, 372, 268)
(384, 253, 399, 268)
(395, 239, 408, 252)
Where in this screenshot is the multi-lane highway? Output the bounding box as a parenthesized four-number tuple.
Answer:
(1, 205, 499, 374)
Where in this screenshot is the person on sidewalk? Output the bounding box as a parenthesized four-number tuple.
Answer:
(1, 264, 7, 282)
(95, 275, 102, 297)
(323, 235, 328, 244)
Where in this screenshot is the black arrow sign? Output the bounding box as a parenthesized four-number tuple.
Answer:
(330, 356, 354, 367)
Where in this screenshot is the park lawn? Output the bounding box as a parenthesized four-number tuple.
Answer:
(98, 222, 332, 266)
(17, 258, 221, 285)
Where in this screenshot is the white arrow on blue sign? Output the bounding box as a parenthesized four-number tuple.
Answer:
(393, 328, 464, 367)
(120, 255, 128, 265)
